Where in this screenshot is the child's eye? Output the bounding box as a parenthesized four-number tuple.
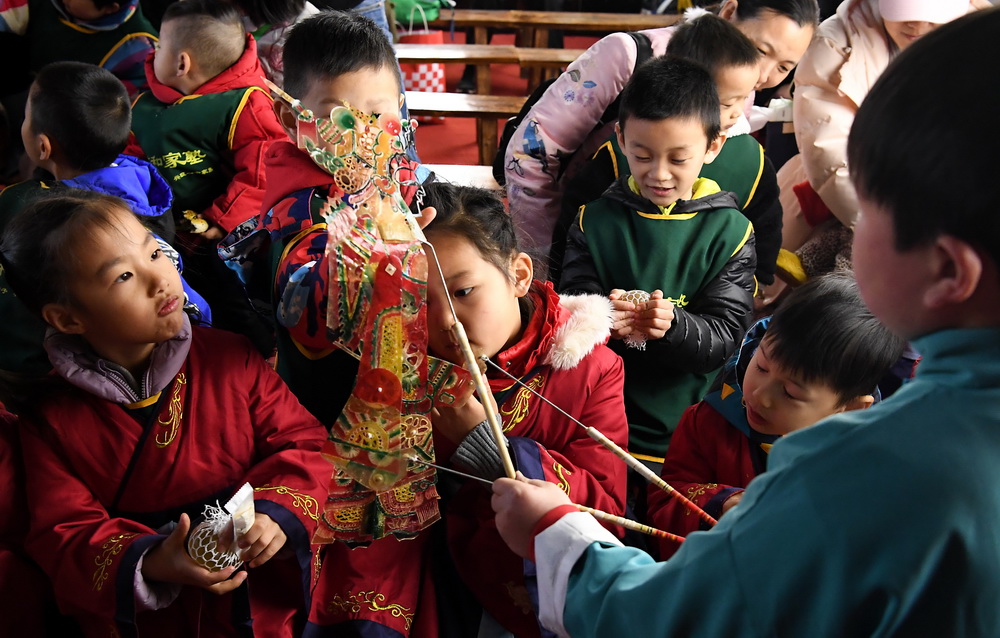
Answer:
(755, 362, 768, 374)
(779, 65, 791, 74)
(454, 287, 473, 298)
(632, 155, 651, 163)
(151, 249, 161, 260)
(783, 387, 801, 401)
(671, 158, 689, 165)
(115, 271, 134, 283)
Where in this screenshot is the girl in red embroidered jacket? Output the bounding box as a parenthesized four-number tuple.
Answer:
(0, 190, 333, 638)
(421, 183, 630, 638)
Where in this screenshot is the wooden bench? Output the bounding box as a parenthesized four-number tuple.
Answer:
(396, 43, 586, 92)
(406, 92, 527, 164)
(429, 9, 680, 48)
(426, 164, 503, 191)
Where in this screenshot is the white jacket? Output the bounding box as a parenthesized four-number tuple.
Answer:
(793, 0, 892, 229)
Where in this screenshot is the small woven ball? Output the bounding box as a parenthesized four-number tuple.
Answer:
(187, 523, 242, 572)
(620, 290, 651, 306)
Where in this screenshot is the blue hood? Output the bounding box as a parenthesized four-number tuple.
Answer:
(51, 0, 140, 30)
(63, 154, 172, 219)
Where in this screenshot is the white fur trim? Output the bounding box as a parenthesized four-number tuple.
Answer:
(544, 294, 613, 371)
(725, 113, 751, 139)
(683, 6, 713, 22)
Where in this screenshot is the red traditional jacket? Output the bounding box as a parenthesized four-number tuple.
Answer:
(20, 324, 331, 637)
(0, 408, 57, 636)
(445, 283, 629, 638)
(647, 401, 760, 559)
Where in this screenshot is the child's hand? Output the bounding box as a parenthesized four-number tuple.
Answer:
(202, 225, 225, 241)
(141, 513, 247, 594)
(491, 472, 573, 559)
(609, 289, 637, 340)
(633, 290, 675, 340)
(721, 491, 744, 515)
(239, 513, 287, 568)
(432, 391, 498, 446)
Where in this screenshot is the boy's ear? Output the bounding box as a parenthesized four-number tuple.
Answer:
(41, 303, 86, 335)
(703, 133, 726, 165)
(274, 100, 298, 141)
(511, 252, 534, 298)
(100, 3, 121, 15)
(842, 394, 875, 412)
(615, 121, 625, 148)
(177, 51, 193, 78)
(718, 0, 738, 20)
(923, 235, 983, 310)
(28, 132, 53, 162)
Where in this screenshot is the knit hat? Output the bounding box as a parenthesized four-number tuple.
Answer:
(879, 0, 968, 24)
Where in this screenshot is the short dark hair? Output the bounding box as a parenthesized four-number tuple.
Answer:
(422, 182, 520, 277)
(0, 190, 133, 315)
(765, 273, 905, 402)
(732, 0, 820, 27)
(228, 0, 305, 27)
(29, 62, 130, 172)
(849, 8, 1000, 271)
(618, 56, 721, 143)
(283, 11, 399, 98)
(666, 13, 760, 76)
(161, 0, 246, 80)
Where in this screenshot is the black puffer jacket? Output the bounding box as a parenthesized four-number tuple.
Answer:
(558, 177, 757, 373)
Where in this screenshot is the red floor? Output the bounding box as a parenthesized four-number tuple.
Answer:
(410, 32, 599, 165)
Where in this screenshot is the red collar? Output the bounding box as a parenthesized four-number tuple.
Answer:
(488, 282, 568, 392)
(143, 34, 266, 104)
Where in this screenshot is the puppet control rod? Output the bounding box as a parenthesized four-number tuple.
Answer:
(412, 456, 686, 544)
(481, 356, 719, 528)
(418, 239, 517, 479)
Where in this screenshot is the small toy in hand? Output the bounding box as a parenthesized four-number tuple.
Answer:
(621, 290, 651, 351)
(186, 483, 254, 571)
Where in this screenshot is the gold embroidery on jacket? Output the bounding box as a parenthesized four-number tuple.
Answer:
(553, 461, 572, 496)
(327, 590, 413, 630)
(500, 374, 545, 432)
(255, 485, 320, 520)
(505, 582, 534, 614)
(683, 484, 717, 515)
(93, 532, 138, 591)
(155, 373, 186, 448)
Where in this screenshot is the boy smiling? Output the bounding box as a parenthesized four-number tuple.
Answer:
(559, 56, 757, 461)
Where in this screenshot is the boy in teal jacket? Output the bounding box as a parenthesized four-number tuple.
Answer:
(493, 9, 1000, 637)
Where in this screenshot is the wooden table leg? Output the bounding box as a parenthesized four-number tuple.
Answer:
(477, 117, 498, 165)
(474, 26, 488, 45)
(528, 28, 550, 86)
(476, 65, 491, 95)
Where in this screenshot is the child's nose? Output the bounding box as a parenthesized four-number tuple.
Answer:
(427, 299, 454, 335)
(650, 158, 672, 181)
(755, 384, 774, 409)
(147, 268, 169, 295)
